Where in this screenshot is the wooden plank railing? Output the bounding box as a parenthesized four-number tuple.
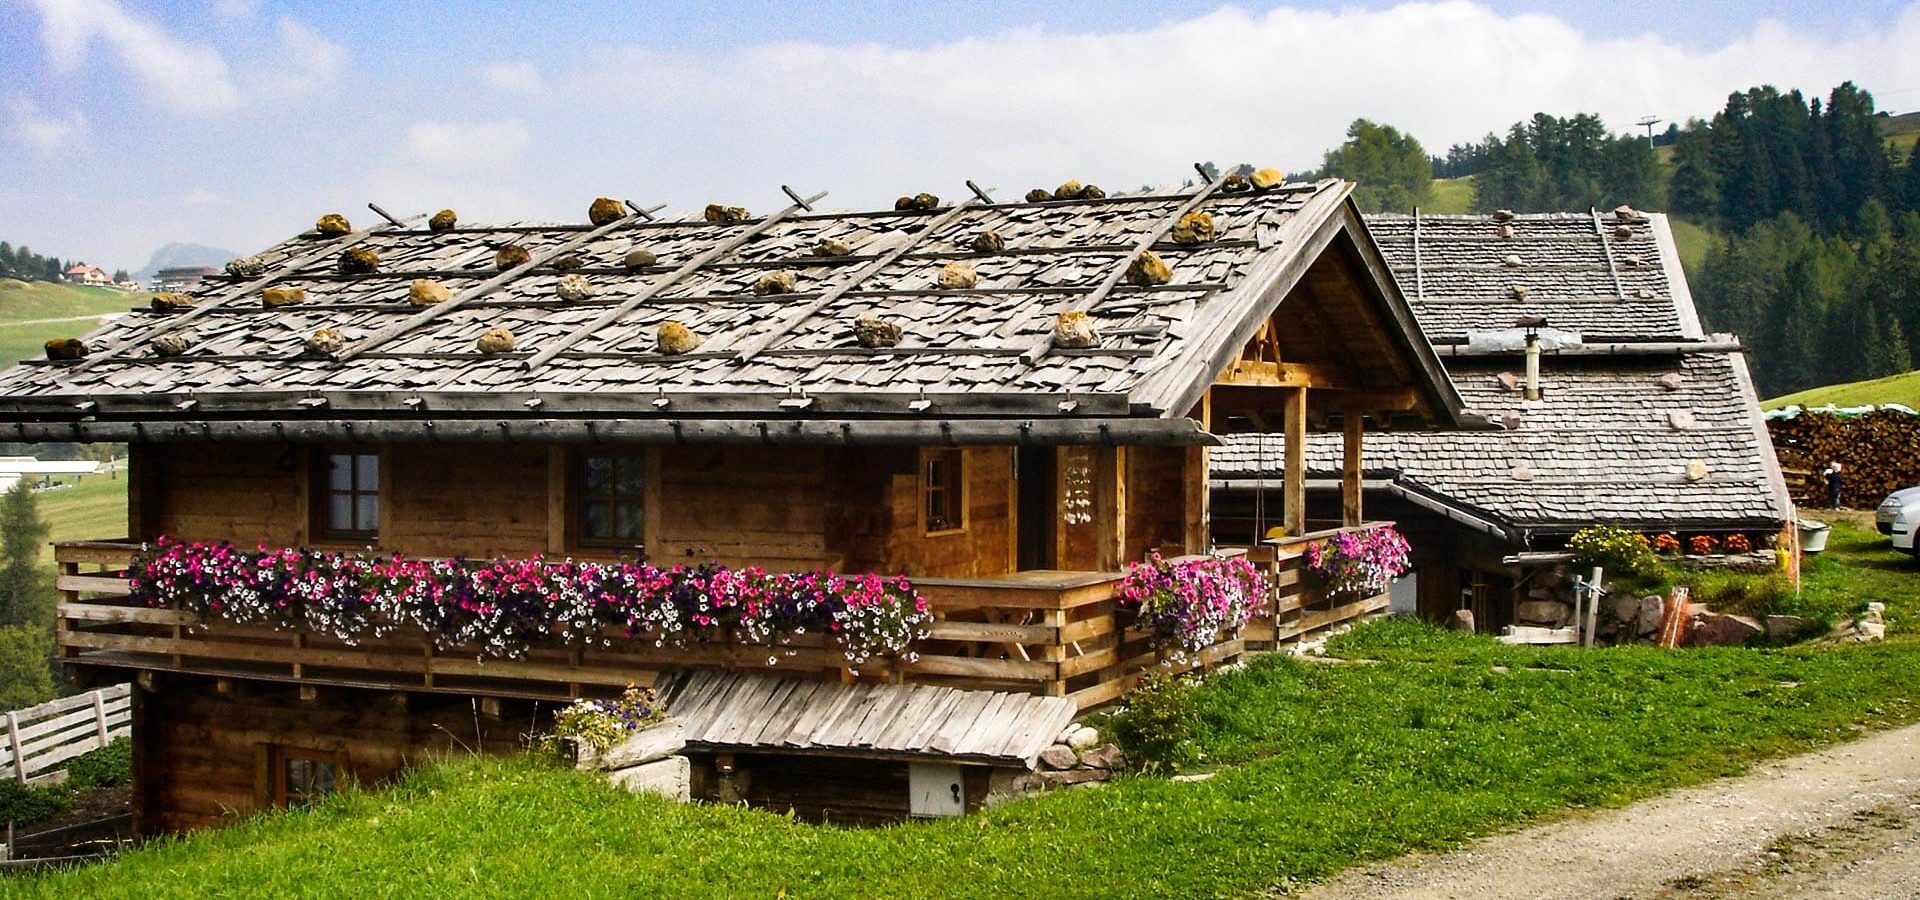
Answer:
(1230, 522, 1395, 650)
(0, 685, 131, 785)
(54, 542, 1246, 712)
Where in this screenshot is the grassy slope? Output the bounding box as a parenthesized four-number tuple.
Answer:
(1763, 370, 1920, 410)
(1424, 177, 1474, 213)
(33, 473, 129, 565)
(0, 280, 145, 367)
(1666, 216, 1721, 278)
(19, 524, 1920, 899)
(1882, 111, 1920, 161)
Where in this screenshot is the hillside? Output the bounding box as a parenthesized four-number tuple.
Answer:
(1764, 370, 1920, 410)
(1881, 110, 1920, 160)
(0, 279, 144, 366)
(132, 242, 237, 282)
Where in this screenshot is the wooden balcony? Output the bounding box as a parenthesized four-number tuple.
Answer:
(53, 542, 1264, 712)
(1230, 523, 1397, 648)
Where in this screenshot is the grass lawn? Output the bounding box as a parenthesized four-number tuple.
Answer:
(0, 279, 146, 367)
(1764, 369, 1920, 411)
(16, 528, 1920, 898)
(32, 472, 129, 566)
(1424, 177, 1474, 214)
(1666, 215, 1721, 279)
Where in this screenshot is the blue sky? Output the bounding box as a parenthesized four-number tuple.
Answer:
(5, 1, 1919, 270)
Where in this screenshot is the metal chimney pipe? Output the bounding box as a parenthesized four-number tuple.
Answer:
(1524, 332, 1542, 401)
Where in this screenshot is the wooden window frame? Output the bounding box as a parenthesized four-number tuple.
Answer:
(568, 448, 653, 552)
(311, 448, 381, 543)
(919, 447, 968, 536)
(267, 745, 348, 809)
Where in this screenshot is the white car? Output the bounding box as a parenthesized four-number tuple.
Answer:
(1877, 486, 1920, 555)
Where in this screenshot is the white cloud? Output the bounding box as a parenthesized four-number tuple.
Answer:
(182, 189, 224, 206)
(23, 1, 346, 117)
(8, 98, 87, 156)
(401, 120, 534, 174)
(28, 0, 242, 115)
(478, 62, 544, 96)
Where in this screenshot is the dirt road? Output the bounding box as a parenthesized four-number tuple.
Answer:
(1303, 721, 1920, 899)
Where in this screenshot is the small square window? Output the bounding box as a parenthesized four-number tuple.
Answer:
(575, 452, 646, 548)
(315, 451, 379, 541)
(270, 747, 345, 808)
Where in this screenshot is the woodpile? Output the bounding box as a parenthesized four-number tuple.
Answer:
(314, 213, 351, 236)
(429, 209, 458, 231)
(151, 292, 195, 311)
(1768, 409, 1920, 507)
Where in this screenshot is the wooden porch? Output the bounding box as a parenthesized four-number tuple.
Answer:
(54, 532, 1391, 713)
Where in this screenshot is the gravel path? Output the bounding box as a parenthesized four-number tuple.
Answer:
(1302, 721, 1920, 899)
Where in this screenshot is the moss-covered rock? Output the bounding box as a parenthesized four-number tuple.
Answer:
(339, 247, 380, 274)
(556, 274, 596, 301)
(1125, 250, 1171, 286)
(261, 287, 306, 308)
(1052, 311, 1099, 349)
(475, 327, 517, 354)
(408, 279, 451, 307)
(937, 261, 977, 289)
(623, 248, 658, 270)
(150, 292, 196, 312)
(1221, 174, 1251, 194)
(1053, 180, 1084, 201)
(1169, 212, 1216, 245)
(1250, 167, 1285, 190)
(972, 229, 1005, 253)
(150, 332, 195, 357)
(42, 338, 87, 361)
(551, 254, 586, 271)
(812, 237, 853, 258)
(704, 204, 750, 225)
(495, 245, 532, 271)
(656, 321, 701, 355)
(753, 270, 798, 296)
(588, 197, 625, 226)
(1076, 184, 1106, 200)
(1026, 188, 1053, 203)
(304, 328, 346, 356)
(315, 213, 351, 236)
(225, 256, 265, 277)
(428, 209, 458, 231)
(852, 314, 903, 349)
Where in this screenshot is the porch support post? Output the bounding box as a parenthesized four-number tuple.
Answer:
(1341, 414, 1364, 528)
(1283, 386, 1307, 537)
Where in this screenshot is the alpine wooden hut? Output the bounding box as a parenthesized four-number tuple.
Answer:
(2, 175, 1469, 830)
(1212, 209, 1794, 633)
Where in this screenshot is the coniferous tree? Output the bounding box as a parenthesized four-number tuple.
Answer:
(0, 625, 54, 709)
(1322, 119, 1434, 213)
(0, 480, 53, 629)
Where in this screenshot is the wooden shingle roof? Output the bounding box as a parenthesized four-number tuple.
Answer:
(1214, 211, 1793, 533)
(0, 179, 1465, 445)
(657, 668, 1077, 766)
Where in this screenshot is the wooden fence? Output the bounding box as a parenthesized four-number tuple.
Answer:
(1235, 523, 1394, 650)
(1, 684, 130, 785)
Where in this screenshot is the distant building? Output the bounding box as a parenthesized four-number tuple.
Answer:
(150, 266, 217, 293)
(63, 264, 112, 286)
(0, 456, 99, 491)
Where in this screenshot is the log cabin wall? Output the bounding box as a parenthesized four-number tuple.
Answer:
(131, 678, 525, 834)
(127, 441, 1030, 577)
(1124, 445, 1196, 560)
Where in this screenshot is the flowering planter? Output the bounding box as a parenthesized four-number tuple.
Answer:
(568, 719, 685, 771)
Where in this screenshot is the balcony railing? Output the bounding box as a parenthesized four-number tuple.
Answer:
(1226, 522, 1397, 649)
(53, 541, 1262, 711)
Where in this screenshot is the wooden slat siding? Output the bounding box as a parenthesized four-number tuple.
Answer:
(1020, 172, 1230, 367)
(385, 444, 548, 558)
(522, 190, 828, 370)
(731, 197, 987, 363)
(338, 206, 654, 363)
(73, 218, 412, 373)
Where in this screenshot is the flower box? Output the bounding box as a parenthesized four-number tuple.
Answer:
(568, 719, 685, 771)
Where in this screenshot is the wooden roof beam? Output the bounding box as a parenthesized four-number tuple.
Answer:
(1213, 361, 1357, 390)
(1018, 169, 1230, 367)
(520, 190, 828, 371)
(337, 202, 667, 362)
(731, 193, 988, 363)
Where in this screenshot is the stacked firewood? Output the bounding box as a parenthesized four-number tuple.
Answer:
(1768, 409, 1920, 507)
